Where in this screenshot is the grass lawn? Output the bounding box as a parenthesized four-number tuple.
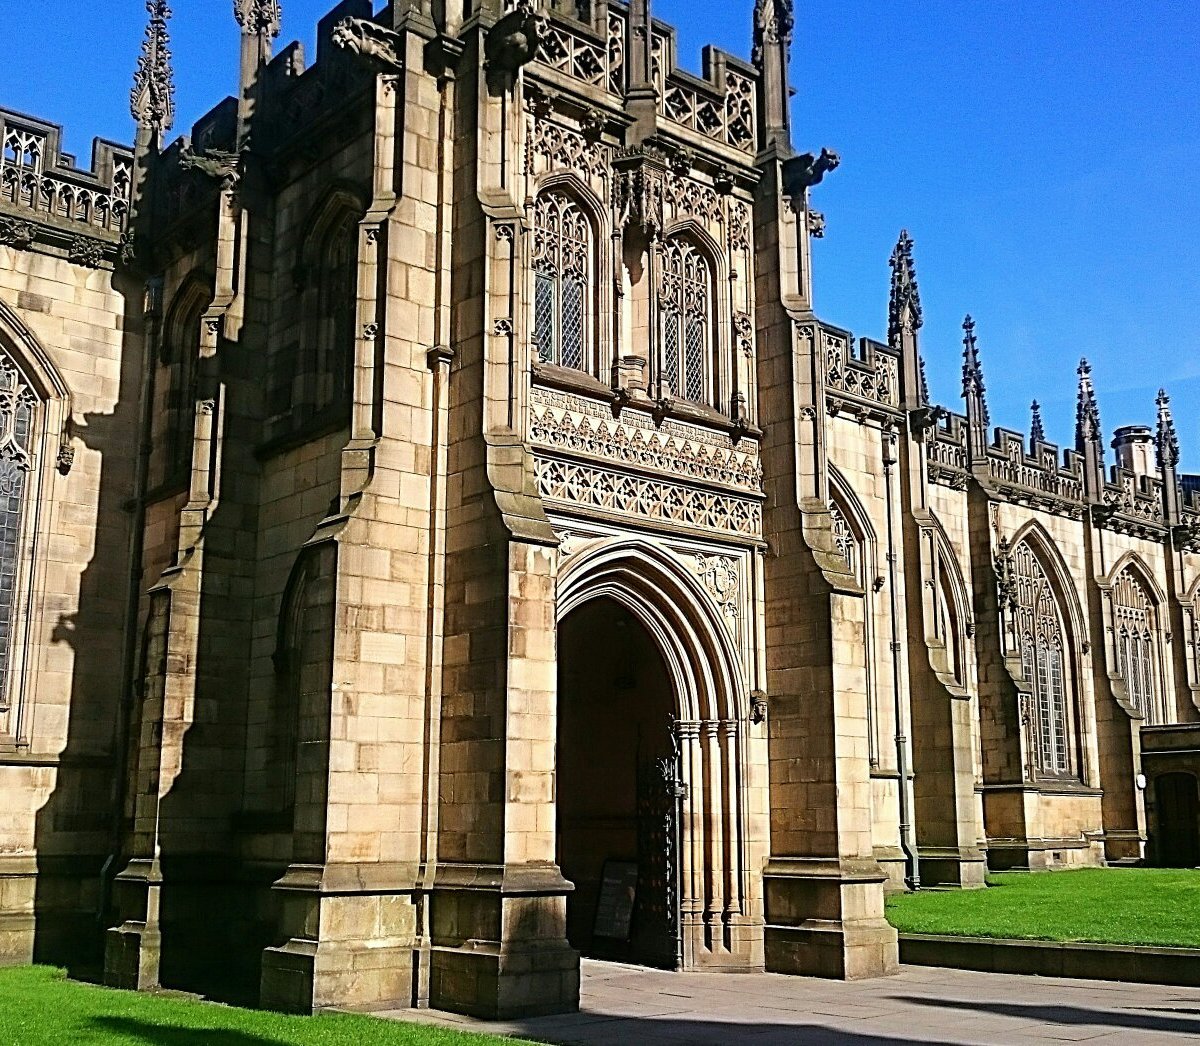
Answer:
(0, 966, 539, 1046)
(886, 868, 1200, 949)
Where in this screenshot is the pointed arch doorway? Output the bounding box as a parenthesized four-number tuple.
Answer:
(554, 538, 764, 973)
(558, 597, 681, 968)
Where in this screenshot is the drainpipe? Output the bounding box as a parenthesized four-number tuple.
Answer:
(883, 427, 920, 890)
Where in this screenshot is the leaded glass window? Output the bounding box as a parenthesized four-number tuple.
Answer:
(533, 192, 591, 371)
(660, 237, 712, 404)
(0, 348, 36, 710)
(1012, 541, 1073, 776)
(1113, 568, 1160, 722)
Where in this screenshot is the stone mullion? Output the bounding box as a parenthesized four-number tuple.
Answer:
(720, 718, 741, 925)
(678, 718, 704, 957)
(702, 719, 724, 945)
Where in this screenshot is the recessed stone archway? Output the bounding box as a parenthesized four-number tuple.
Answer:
(555, 537, 765, 972)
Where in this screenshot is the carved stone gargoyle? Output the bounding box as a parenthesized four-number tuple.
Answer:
(178, 139, 241, 191)
(332, 16, 404, 73)
(485, 1, 546, 91)
(781, 147, 841, 197)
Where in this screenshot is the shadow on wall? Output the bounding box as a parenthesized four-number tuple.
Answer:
(32, 264, 147, 977)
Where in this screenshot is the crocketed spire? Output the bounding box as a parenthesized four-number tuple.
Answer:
(961, 315, 990, 429)
(1156, 388, 1180, 470)
(130, 0, 175, 134)
(1030, 400, 1045, 445)
(1075, 358, 1101, 445)
(888, 229, 923, 343)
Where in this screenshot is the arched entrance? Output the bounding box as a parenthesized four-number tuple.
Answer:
(558, 597, 682, 968)
(1154, 773, 1200, 867)
(554, 537, 765, 972)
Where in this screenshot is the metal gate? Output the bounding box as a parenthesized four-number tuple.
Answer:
(634, 721, 686, 970)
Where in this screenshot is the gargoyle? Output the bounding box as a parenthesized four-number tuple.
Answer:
(485, 2, 545, 88)
(782, 146, 841, 196)
(331, 16, 404, 73)
(179, 139, 241, 190)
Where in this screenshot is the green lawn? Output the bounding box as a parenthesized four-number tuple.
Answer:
(0, 966, 538, 1046)
(886, 868, 1200, 949)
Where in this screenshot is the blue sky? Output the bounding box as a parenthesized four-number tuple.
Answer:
(4, 2, 1198, 468)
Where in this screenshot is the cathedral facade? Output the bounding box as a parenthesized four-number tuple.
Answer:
(1, 0, 1198, 1020)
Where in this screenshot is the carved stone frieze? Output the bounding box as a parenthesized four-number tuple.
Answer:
(68, 235, 106, 268)
(536, 455, 762, 537)
(530, 386, 763, 494)
(526, 117, 610, 185)
(0, 217, 35, 250)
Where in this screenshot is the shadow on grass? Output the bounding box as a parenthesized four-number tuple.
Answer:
(92, 1017, 286, 1046)
(889, 996, 1200, 1037)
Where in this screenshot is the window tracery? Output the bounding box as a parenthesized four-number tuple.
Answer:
(0, 346, 36, 711)
(1012, 541, 1073, 776)
(659, 236, 712, 405)
(533, 191, 592, 372)
(1113, 568, 1160, 722)
(829, 499, 859, 583)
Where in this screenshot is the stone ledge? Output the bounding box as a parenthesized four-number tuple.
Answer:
(899, 933, 1200, 987)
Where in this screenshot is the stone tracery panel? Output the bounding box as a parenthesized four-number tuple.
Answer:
(536, 456, 761, 537)
(529, 386, 762, 494)
(1010, 541, 1074, 777)
(1112, 567, 1161, 723)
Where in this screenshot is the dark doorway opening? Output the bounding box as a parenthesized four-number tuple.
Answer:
(557, 597, 682, 969)
(1154, 772, 1200, 867)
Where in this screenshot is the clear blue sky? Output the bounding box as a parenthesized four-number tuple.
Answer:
(4, 2, 1198, 468)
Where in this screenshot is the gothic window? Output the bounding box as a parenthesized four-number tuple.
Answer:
(1012, 541, 1074, 777)
(533, 191, 592, 372)
(161, 284, 206, 482)
(829, 499, 860, 583)
(0, 346, 36, 712)
(1112, 568, 1160, 723)
(272, 199, 361, 432)
(660, 236, 713, 405)
(935, 570, 963, 685)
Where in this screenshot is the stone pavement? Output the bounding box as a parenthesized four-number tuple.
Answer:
(383, 959, 1200, 1044)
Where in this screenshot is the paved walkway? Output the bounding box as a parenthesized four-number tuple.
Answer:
(385, 959, 1200, 1044)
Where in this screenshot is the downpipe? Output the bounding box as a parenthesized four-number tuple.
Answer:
(883, 427, 920, 891)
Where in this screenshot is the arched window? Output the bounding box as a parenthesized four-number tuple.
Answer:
(659, 236, 713, 405)
(533, 191, 592, 372)
(934, 569, 963, 685)
(161, 282, 207, 482)
(310, 211, 358, 417)
(1113, 568, 1160, 723)
(1012, 541, 1073, 776)
(0, 345, 37, 711)
(829, 498, 860, 584)
(272, 199, 362, 432)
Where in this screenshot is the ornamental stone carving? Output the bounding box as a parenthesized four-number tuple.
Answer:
(331, 17, 404, 72)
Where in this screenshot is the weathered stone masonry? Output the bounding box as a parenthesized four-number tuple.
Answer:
(1, 0, 1199, 1021)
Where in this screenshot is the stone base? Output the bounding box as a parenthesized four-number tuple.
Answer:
(260, 864, 420, 1014)
(104, 921, 161, 990)
(428, 862, 580, 1019)
(681, 913, 765, 971)
(104, 859, 161, 990)
(1103, 830, 1145, 864)
(917, 847, 988, 889)
(763, 858, 898, 980)
(429, 939, 580, 1019)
